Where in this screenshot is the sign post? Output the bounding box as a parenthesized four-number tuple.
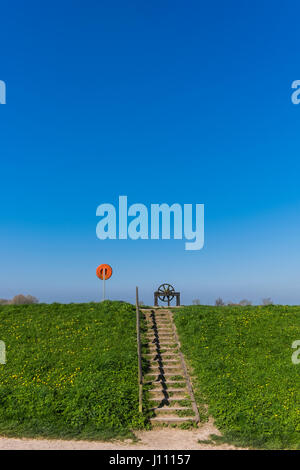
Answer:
(103, 268, 106, 300)
(96, 264, 112, 301)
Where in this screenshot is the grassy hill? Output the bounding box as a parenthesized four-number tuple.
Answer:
(0, 301, 148, 440)
(1, 300, 299, 447)
(174, 305, 300, 449)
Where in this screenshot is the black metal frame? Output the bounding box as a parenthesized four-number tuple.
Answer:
(154, 283, 180, 306)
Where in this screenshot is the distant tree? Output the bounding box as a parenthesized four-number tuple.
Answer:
(0, 299, 9, 305)
(192, 299, 201, 305)
(11, 295, 26, 305)
(262, 298, 273, 306)
(215, 297, 225, 306)
(25, 295, 39, 304)
(11, 294, 39, 305)
(239, 299, 252, 306)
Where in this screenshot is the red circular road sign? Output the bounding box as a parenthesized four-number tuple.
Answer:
(96, 264, 112, 280)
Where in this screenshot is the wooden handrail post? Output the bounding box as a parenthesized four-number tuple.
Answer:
(136, 286, 143, 413)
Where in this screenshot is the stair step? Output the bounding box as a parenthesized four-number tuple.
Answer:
(146, 337, 174, 340)
(148, 326, 173, 329)
(146, 337, 175, 341)
(148, 357, 180, 360)
(147, 325, 170, 330)
(144, 348, 177, 355)
(147, 341, 175, 345)
(148, 380, 186, 385)
(145, 317, 170, 319)
(147, 327, 173, 331)
(150, 359, 180, 367)
(149, 388, 187, 393)
(145, 319, 171, 322)
(147, 342, 177, 346)
(145, 316, 169, 319)
(147, 350, 178, 354)
(154, 409, 195, 416)
(149, 333, 173, 336)
(146, 386, 186, 390)
(144, 353, 178, 357)
(148, 373, 183, 377)
(145, 320, 170, 323)
(146, 325, 172, 328)
(147, 332, 173, 335)
(145, 374, 185, 379)
(145, 320, 171, 323)
(154, 341, 178, 348)
(147, 332, 174, 336)
(146, 331, 175, 337)
(144, 357, 178, 361)
(150, 406, 191, 412)
(150, 417, 196, 424)
(147, 338, 175, 342)
(149, 360, 180, 364)
(149, 396, 189, 401)
(148, 343, 178, 354)
(144, 312, 168, 315)
(146, 320, 171, 323)
(148, 360, 181, 363)
(145, 380, 186, 386)
(152, 358, 179, 361)
(144, 349, 177, 353)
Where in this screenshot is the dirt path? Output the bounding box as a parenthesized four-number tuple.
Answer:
(0, 422, 244, 450)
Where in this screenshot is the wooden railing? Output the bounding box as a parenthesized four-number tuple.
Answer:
(136, 286, 143, 413)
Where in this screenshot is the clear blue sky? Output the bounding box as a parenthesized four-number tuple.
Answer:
(1, 1, 300, 305)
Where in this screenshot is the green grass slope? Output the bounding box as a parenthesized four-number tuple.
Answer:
(0, 301, 148, 440)
(174, 305, 300, 449)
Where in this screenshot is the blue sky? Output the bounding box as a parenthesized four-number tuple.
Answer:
(1, 1, 300, 305)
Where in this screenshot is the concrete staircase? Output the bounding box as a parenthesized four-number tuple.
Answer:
(142, 308, 200, 426)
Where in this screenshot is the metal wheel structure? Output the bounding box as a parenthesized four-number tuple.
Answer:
(157, 283, 175, 305)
